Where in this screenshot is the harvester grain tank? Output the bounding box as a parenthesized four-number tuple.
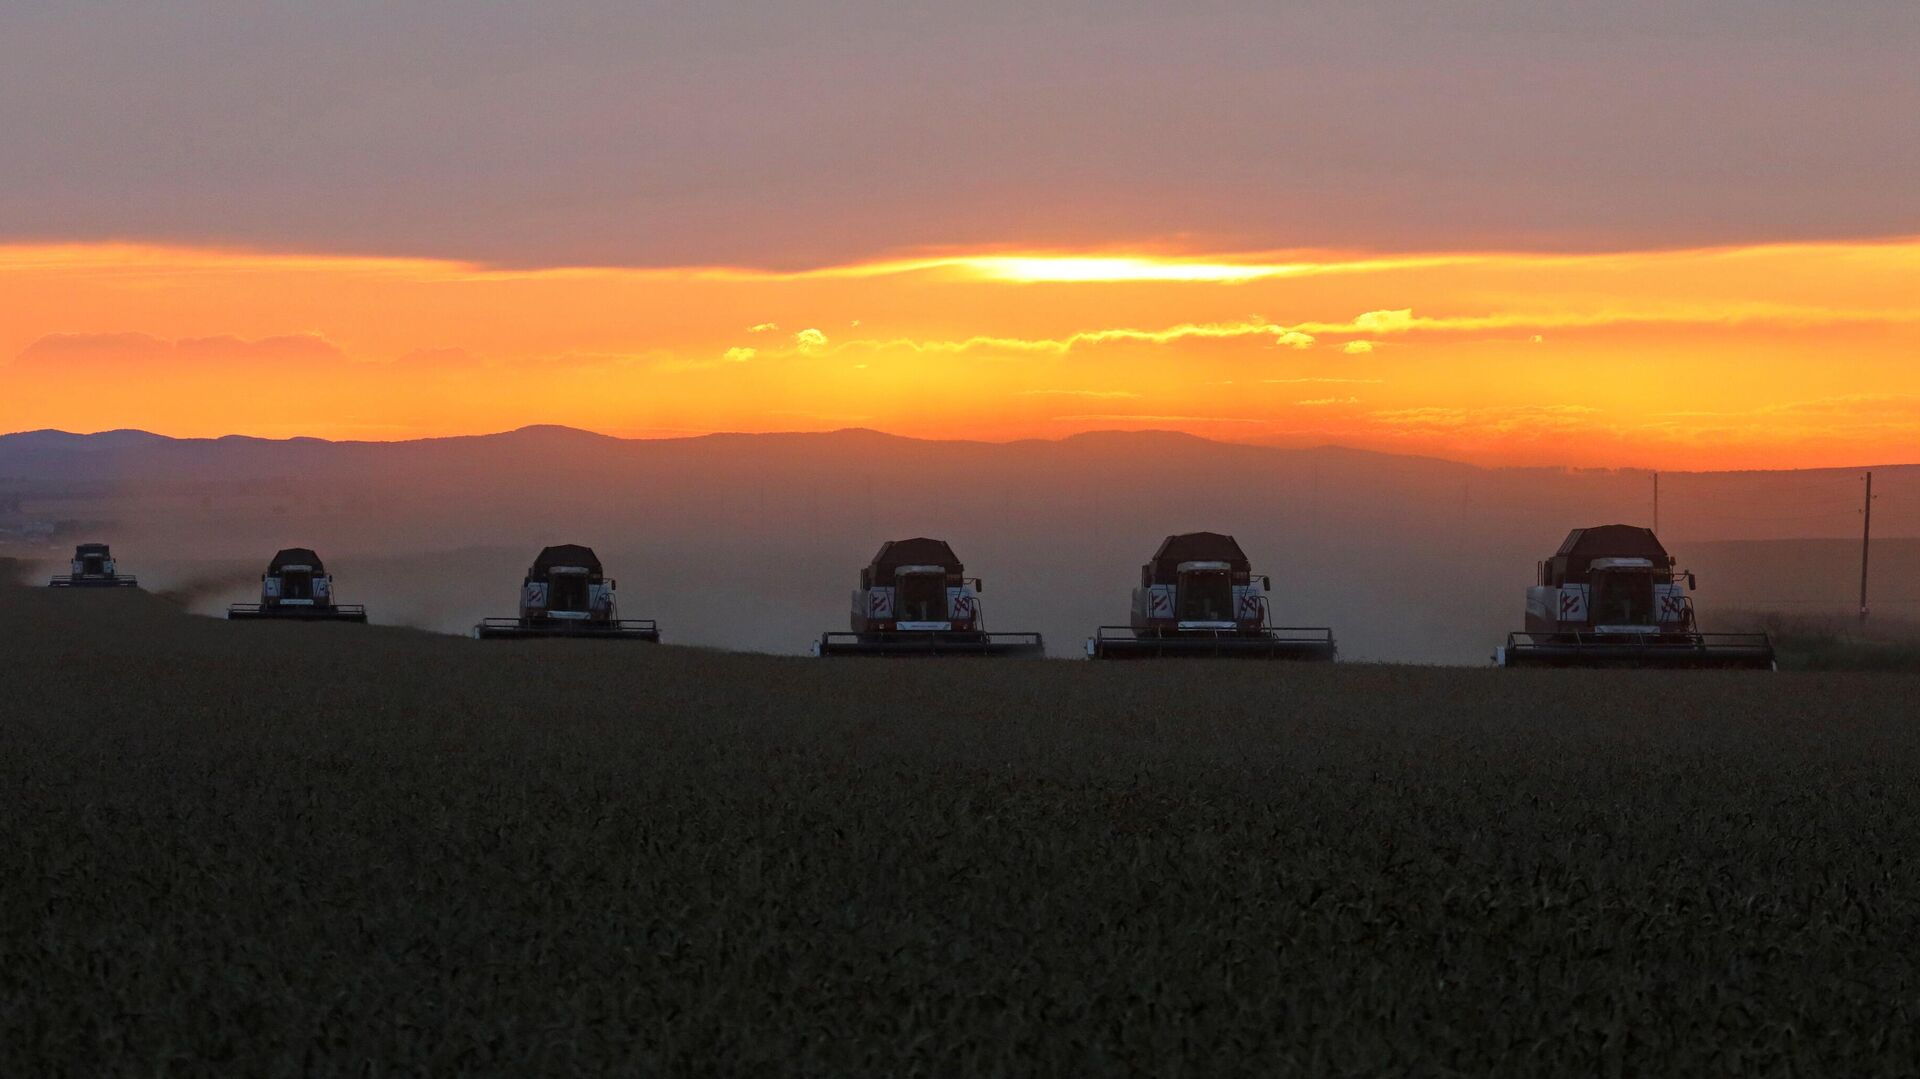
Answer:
(47, 542, 138, 588)
(813, 538, 1044, 656)
(227, 548, 367, 622)
(1086, 532, 1336, 659)
(1495, 524, 1774, 669)
(473, 544, 659, 641)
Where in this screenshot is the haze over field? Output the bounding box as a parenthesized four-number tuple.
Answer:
(4, 427, 1912, 662)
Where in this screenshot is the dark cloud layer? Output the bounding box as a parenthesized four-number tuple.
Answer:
(2, 1, 1916, 268)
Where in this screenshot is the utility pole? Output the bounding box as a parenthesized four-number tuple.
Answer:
(1653, 472, 1660, 534)
(1859, 471, 1873, 623)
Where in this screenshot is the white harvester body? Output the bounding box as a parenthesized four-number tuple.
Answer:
(1089, 533, 1336, 659)
(229, 548, 368, 621)
(815, 539, 1043, 657)
(475, 544, 659, 641)
(851, 565, 982, 633)
(1523, 557, 1692, 637)
(48, 542, 139, 587)
(1497, 525, 1773, 669)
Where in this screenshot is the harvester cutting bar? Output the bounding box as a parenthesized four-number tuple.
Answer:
(473, 617, 661, 641)
(1497, 631, 1775, 670)
(47, 576, 139, 588)
(227, 603, 369, 623)
(1087, 626, 1337, 660)
(814, 630, 1045, 658)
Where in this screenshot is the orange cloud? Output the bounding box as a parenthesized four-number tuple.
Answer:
(3, 237, 1918, 469)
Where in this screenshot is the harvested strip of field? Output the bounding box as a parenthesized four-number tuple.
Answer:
(2, 579, 1916, 1074)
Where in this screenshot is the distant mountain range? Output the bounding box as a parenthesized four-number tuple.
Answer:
(1, 424, 1905, 541)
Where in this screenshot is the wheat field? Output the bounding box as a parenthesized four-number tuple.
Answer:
(3, 574, 1917, 1074)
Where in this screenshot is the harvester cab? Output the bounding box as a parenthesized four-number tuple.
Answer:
(1086, 532, 1336, 659)
(812, 537, 1044, 656)
(48, 542, 138, 588)
(473, 544, 660, 641)
(1496, 524, 1774, 668)
(227, 548, 367, 622)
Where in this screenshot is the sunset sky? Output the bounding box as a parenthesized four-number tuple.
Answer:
(4, 2, 1917, 469)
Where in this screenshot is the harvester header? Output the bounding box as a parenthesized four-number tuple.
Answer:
(48, 542, 138, 588)
(1087, 531, 1336, 659)
(813, 537, 1044, 656)
(228, 548, 367, 622)
(473, 544, 660, 641)
(1497, 524, 1774, 668)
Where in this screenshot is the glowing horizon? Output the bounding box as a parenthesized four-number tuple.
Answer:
(4, 236, 1918, 471)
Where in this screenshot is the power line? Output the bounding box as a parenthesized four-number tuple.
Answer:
(1660, 475, 1869, 495)
(1688, 509, 1863, 523)
(1677, 492, 1864, 509)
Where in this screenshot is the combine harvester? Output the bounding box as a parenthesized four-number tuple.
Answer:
(1086, 532, 1336, 659)
(227, 548, 367, 623)
(473, 544, 659, 642)
(47, 542, 139, 588)
(813, 538, 1044, 657)
(1496, 524, 1774, 669)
